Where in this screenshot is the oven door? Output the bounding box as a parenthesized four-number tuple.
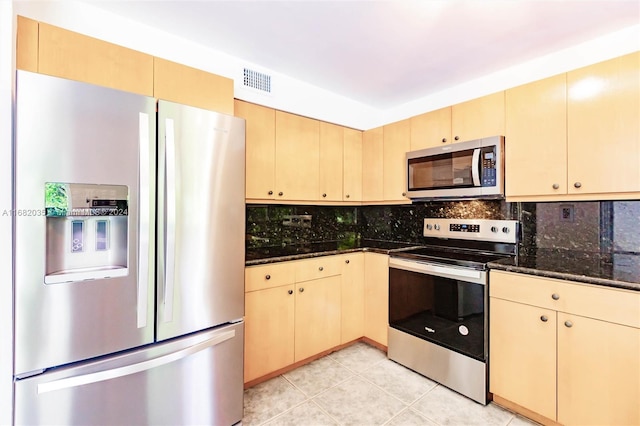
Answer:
(388, 257, 488, 361)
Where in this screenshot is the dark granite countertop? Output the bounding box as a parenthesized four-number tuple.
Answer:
(488, 249, 640, 292)
(245, 239, 422, 266)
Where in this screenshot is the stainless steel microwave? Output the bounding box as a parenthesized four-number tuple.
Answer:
(406, 135, 504, 200)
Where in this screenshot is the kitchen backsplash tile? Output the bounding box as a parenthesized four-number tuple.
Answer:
(247, 200, 639, 256)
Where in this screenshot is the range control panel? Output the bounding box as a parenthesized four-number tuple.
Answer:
(423, 218, 519, 243)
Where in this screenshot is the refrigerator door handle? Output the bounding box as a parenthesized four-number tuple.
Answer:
(137, 112, 151, 328)
(37, 329, 236, 394)
(164, 118, 177, 322)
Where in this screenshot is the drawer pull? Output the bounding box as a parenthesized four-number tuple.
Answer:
(288, 289, 293, 295)
(299, 287, 304, 293)
(551, 293, 560, 300)
(265, 274, 271, 280)
(564, 320, 573, 328)
(345, 259, 350, 264)
(540, 315, 548, 322)
(318, 266, 324, 271)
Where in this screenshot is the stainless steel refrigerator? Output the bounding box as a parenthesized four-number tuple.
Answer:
(13, 71, 245, 425)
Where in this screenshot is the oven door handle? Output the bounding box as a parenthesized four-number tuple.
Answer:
(389, 257, 486, 284)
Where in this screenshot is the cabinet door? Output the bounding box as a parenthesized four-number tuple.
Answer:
(341, 254, 364, 344)
(343, 128, 363, 201)
(275, 111, 320, 201)
(38, 23, 153, 96)
(364, 253, 389, 346)
(244, 285, 295, 383)
(235, 100, 276, 200)
(410, 107, 452, 150)
(294, 276, 341, 362)
(567, 52, 640, 195)
(557, 313, 640, 426)
(505, 74, 567, 197)
(153, 58, 233, 114)
(319, 122, 344, 202)
(16, 16, 38, 72)
(362, 127, 384, 202)
(451, 91, 505, 142)
(489, 298, 557, 421)
(382, 119, 410, 202)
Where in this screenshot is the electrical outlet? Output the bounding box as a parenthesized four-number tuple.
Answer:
(560, 204, 575, 222)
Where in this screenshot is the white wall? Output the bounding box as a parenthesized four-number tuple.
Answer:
(0, 2, 14, 424)
(12, 1, 640, 130)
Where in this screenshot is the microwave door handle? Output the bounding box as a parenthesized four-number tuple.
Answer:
(472, 148, 481, 187)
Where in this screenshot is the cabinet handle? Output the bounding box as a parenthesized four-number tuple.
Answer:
(268, 190, 273, 195)
(552, 183, 559, 190)
(574, 182, 582, 188)
(551, 293, 560, 300)
(265, 274, 271, 280)
(322, 193, 327, 198)
(318, 266, 324, 271)
(278, 192, 284, 196)
(288, 289, 293, 295)
(442, 138, 447, 143)
(564, 320, 573, 328)
(454, 136, 460, 141)
(345, 259, 350, 264)
(402, 192, 407, 197)
(345, 194, 350, 198)
(540, 315, 548, 322)
(299, 287, 304, 293)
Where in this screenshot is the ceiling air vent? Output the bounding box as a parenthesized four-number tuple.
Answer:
(243, 68, 272, 93)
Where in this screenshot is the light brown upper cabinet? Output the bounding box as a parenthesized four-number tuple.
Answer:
(153, 58, 233, 114)
(235, 100, 276, 200)
(275, 111, 320, 201)
(16, 16, 38, 72)
(451, 91, 505, 143)
(505, 74, 567, 197)
(38, 23, 154, 96)
(567, 51, 640, 196)
(383, 119, 411, 202)
(410, 106, 452, 151)
(319, 122, 344, 202)
(362, 126, 384, 202)
(343, 128, 363, 202)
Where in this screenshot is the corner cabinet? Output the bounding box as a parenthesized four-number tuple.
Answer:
(489, 270, 640, 426)
(362, 126, 384, 202)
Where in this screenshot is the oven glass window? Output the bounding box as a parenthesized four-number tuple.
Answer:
(408, 150, 475, 190)
(389, 267, 486, 361)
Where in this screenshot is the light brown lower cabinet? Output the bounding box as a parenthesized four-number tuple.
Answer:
(490, 270, 640, 426)
(244, 252, 387, 384)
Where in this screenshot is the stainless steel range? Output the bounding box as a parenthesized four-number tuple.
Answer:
(388, 218, 518, 405)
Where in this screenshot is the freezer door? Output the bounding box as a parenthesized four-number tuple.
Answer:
(14, 71, 156, 375)
(14, 322, 244, 426)
(157, 100, 246, 341)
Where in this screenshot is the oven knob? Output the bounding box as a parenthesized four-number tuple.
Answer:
(434, 224, 440, 231)
(502, 227, 510, 234)
(426, 224, 433, 230)
(491, 226, 499, 233)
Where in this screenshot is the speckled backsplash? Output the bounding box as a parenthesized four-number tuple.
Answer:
(246, 200, 639, 256)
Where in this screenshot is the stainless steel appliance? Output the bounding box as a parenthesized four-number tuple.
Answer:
(406, 136, 504, 200)
(388, 218, 518, 405)
(13, 71, 245, 425)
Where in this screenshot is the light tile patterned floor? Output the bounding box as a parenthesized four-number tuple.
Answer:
(243, 342, 539, 426)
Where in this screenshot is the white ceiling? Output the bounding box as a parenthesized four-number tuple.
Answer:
(84, 0, 639, 109)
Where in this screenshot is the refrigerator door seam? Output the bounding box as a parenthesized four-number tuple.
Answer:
(36, 329, 236, 394)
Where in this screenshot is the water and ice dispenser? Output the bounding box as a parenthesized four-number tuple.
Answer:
(44, 183, 129, 284)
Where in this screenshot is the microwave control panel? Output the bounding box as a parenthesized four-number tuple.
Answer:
(481, 147, 497, 187)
